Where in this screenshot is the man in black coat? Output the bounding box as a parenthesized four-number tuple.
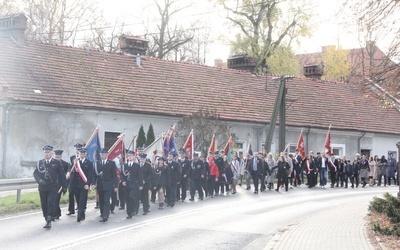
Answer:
(189, 153, 205, 201)
(67, 142, 84, 215)
(214, 151, 225, 195)
(53, 150, 69, 220)
(177, 149, 190, 201)
(122, 150, 143, 219)
(33, 145, 67, 229)
(166, 152, 180, 207)
(138, 153, 153, 215)
(69, 148, 93, 222)
(93, 148, 119, 222)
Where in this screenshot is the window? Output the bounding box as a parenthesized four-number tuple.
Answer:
(332, 143, 346, 157)
(361, 149, 371, 159)
(104, 131, 121, 150)
(234, 140, 246, 158)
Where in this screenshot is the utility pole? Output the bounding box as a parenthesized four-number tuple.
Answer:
(265, 76, 293, 153)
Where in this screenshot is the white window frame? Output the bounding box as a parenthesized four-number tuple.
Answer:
(332, 143, 346, 158)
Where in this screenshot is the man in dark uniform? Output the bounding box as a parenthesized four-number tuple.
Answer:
(122, 150, 143, 218)
(138, 153, 153, 215)
(200, 155, 209, 197)
(33, 145, 67, 229)
(67, 143, 84, 215)
(53, 150, 69, 220)
(70, 148, 93, 222)
(166, 152, 180, 207)
(177, 148, 190, 201)
(189, 153, 205, 201)
(93, 148, 119, 222)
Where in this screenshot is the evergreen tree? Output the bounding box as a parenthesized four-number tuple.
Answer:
(146, 123, 156, 146)
(137, 125, 146, 148)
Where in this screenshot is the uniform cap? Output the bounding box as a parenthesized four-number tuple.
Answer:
(139, 153, 147, 159)
(43, 145, 53, 151)
(54, 150, 63, 156)
(74, 143, 84, 148)
(100, 148, 108, 154)
(126, 150, 134, 155)
(79, 148, 87, 154)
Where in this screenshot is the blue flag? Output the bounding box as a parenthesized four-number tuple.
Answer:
(86, 132, 101, 163)
(169, 130, 176, 155)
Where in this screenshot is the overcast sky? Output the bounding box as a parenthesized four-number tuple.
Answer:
(96, 0, 367, 65)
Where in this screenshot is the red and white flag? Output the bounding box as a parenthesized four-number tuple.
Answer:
(324, 129, 332, 156)
(108, 134, 125, 160)
(183, 130, 194, 160)
(296, 131, 306, 160)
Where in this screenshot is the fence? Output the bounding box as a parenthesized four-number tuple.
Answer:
(0, 178, 37, 202)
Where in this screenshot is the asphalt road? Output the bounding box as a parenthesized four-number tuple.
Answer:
(0, 185, 398, 250)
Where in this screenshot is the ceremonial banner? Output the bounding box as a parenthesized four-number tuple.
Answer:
(169, 125, 177, 155)
(108, 134, 125, 160)
(183, 130, 194, 159)
(144, 136, 164, 161)
(208, 133, 217, 154)
(86, 128, 101, 163)
(324, 126, 333, 156)
(224, 136, 233, 162)
(296, 130, 306, 160)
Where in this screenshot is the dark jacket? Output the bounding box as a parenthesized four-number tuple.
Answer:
(190, 159, 205, 180)
(166, 160, 180, 186)
(153, 164, 168, 188)
(317, 157, 328, 171)
(179, 157, 190, 179)
(139, 162, 153, 188)
(93, 160, 119, 191)
(247, 157, 263, 175)
(69, 158, 93, 188)
(34, 158, 67, 192)
(121, 162, 143, 189)
(273, 160, 290, 180)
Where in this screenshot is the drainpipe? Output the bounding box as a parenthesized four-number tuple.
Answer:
(305, 127, 311, 153)
(357, 131, 366, 153)
(2, 103, 10, 178)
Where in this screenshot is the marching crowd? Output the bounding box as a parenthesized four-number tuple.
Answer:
(33, 143, 399, 229)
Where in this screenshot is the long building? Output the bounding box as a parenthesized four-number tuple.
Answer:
(0, 13, 399, 177)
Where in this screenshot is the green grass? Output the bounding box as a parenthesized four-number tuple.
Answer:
(0, 190, 96, 216)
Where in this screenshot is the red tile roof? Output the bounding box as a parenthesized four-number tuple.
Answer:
(0, 39, 399, 135)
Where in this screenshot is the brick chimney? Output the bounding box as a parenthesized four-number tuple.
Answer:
(0, 13, 27, 41)
(303, 62, 324, 80)
(119, 35, 149, 56)
(227, 54, 257, 73)
(214, 59, 227, 68)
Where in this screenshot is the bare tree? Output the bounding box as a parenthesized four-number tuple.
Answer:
(145, 0, 195, 59)
(86, 20, 124, 53)
(0, 0, 19, 13)
(176, 108, 232, 156)
(217, 0, 313, 73)
(341, 0, 400, 98)
(25, 0, 101, 45)
(177, 25, 211, 63)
